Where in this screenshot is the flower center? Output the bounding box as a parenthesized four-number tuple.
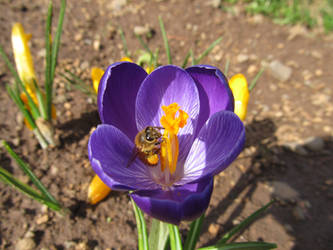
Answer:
(159, 103, 188, 175)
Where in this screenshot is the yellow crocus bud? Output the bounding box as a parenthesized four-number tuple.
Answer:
(229, 74, 250, 121)
(11, 23, 36, 95)
(91, 67, 104, 93)
(120, 56, 133, 62)
(88, 175, 111, 205)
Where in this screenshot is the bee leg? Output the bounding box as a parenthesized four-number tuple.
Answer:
(126, 148, 139, 168)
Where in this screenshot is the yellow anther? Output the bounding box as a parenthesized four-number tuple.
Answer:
(160, 103, 188, 174)
(229, 74, 250, 121)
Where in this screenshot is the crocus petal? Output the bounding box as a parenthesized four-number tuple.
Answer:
(91, 67, 104, 93)
(88, 124, 160, 191)
(98, 62, 148, 141)
(136, 65, 200, 161)
(178, 111, 245, 185)
(131, 177, 213, 225)
(229, 74, 249, 121)
(11, 23, 37, 94)
(186, 65, 234, 134)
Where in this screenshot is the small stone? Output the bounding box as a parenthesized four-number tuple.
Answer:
(36, 214, 49, 224)
(247, 65, 258, 75)
(270, 181, 300, 202)
(269, 60, 292, 82)
(93, 40, 101, 51)
(252, 14, 264, 24)
(64, 102, 71, 110)
(311, 50, 323, 59)
(12, 138, 21, 147)
(109, 0, 127, 11)
(15, 237, 36, 250)
(208, 223, 220, 236)
(283, 142, 308, 156)
(237, 54, 249, 63)
(133, 25, 150, 36)
(292, 205, 306, 221)
(303, 136, 325, 151)
(288, 25, 308, 40)
(74, 33, 83, 41)
(207, 0, 221, 8)
(277, 43, 284, 49)
(315, 69, 323, 76)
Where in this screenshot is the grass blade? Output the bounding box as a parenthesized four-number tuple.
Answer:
(159, 16, 172, 64)
(218, 200, 275, 245)
(131, 198, 149, 250)
(224, 58, 230, 77)
(45, 1, 53, 121)
(119, 27, 130, 57)
(136, 34, 154, 60)
(182, 49, 192, 69)
(0, 167, 61, 211)
(249, 67, 265, 92)
(2, 141, 59, 205)
(194, 36, 222, 65)
(6, 84, 36, 129)
(149, 219, 169, 250)
(32, 79, 47, 119)
(0, 45, 40, 119)
(197, 241, 277, 250)
(168, 224, 183, 250)
(184, 213, 205, 250)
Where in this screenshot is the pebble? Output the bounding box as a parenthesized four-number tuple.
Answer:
(237, 54, 249, 63)
(283, 141, 308, 156)
(93, 40, 101, 51)
(36, 214, 49, 225)
(247, 64, 258, 75)
(311, 50, 323, 59)
(303, 136, 325, 151)
(269, 60, 292, 82)
(270, 181, 300, 202)
(207, 0, 221, 8)
(315, 69, 323, 76)
(208, 223, 220, 236)
(133, 25, 150, 36)
(15, 237, 36, 250)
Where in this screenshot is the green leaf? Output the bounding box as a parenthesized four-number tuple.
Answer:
(194, 37, 222, 65)
(45, 0, 53, 121)
(2, 141, 60, 205)
(182, 49, 192, 69)
(0, 167, 61, 211)
(197, 241, 277, 250)
(32, 79, 48, 120)
(168, 224, 183, 250)
(119, 27, 130, 57)
(159, 16, 172, 64)
(149, 218, 169, 250)
(0, 44, 41, 120)
(249, 67, 265, 92)
(184, 213, 205, 250)
(218, 200, 275, 245)
(131, 198, 149, 250)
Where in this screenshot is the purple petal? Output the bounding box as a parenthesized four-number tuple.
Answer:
(186, 65, 234, 135)
(98, 62, 147, 140)
(88, 124, 160, 191)
(135, 65, 200, 162)
(131, 177, 213, 225)
(178, 111, 245, 185)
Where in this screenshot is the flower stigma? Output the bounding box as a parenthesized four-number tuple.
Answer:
(159, 103, 188, 177)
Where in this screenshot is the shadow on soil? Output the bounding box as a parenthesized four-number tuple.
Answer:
(201, 118, 333, 250)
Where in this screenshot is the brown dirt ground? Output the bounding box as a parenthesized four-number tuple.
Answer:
(0, 0, 333, 249)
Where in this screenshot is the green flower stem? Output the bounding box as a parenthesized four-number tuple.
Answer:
(182, 49, 192, 69)
(184, 214, 205, 250)
(131, 198, 149, 250)
(168, 224, 183, 250)
(119, 27, 130, 57)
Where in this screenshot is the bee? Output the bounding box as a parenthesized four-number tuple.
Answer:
(127, 126, 164, 167)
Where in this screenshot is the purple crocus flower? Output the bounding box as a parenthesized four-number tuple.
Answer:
(88, 62, 245, 225)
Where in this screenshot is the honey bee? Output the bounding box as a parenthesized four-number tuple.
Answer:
(127, 126, 164, 167)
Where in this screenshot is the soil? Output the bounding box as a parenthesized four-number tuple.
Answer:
(0, 0, 333, 250)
